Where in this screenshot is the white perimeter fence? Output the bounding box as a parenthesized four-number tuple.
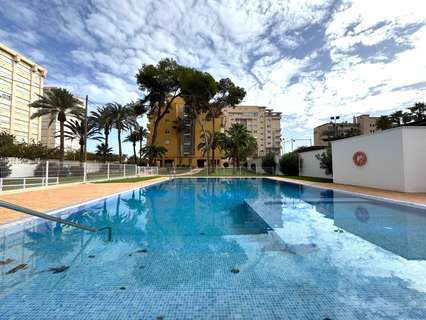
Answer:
(0, 160, 158, 192)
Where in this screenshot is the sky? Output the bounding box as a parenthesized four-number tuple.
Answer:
(1, 0, 426, 155)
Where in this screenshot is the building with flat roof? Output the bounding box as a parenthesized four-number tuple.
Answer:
(0, 43, 47, 143)
(222, 105, 282, 157)
(314, 114, 381, 146)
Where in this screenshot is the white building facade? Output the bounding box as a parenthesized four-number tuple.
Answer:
(0, 43, 46, 143)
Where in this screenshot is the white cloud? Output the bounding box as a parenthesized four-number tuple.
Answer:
(1, 0, 425, 145)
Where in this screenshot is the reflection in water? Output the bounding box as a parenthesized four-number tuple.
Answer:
(1, 178, 426, 319)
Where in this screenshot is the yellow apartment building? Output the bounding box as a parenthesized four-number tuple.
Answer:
(0, 43, 47, 143)
(147, 97, 223, 168)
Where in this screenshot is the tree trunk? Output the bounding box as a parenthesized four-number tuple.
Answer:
(59, 121, 65, 162)
(79, 141, 84, 162)
(118, 128, 122, 164)
(177, 131, 181, 165)
(151, 96, 179, 145)
(206, 150, 210, 174)
(211, 117, 216, 172)
(104, 131, 109, 162)
(133, 142, 137, 165)
(151, 116, 161, 145)
(195, 112, 209, 173)
(139, 139, 143, 164)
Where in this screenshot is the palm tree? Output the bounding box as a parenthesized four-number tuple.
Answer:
(107, 102, 137, 163)
(30, 88, 84, 161)
(209, 131, 222, 172)
(142, 144, 167, 166)
(402, 112, 413, 124)
(408, 102, 426, 121)
(240, 135, 258, 160)
(135, 126, 148, 163)
(389, 111, 404, 126)
(63, 119, 99, 162)
(124, 131, 140, 164)
(90, 106, 113, 161)
(221, 123, 251, 169)
(220, 124, 258, 172)
(172, 116, 185, 165)
(376, 115, 393, 130)
(96, 143, 112, 159)
(197, 131, 214, 172)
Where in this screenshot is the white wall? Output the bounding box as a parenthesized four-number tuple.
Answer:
(298, 149, 331, 179)
(402, 127, 426, 192)
(332, 127, 426, 192)
(246, 156, 281, 175)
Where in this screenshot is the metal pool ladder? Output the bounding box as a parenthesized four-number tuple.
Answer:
(0, 200, 112, 241)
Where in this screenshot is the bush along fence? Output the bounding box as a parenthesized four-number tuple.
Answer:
(0, 160, 158, 192)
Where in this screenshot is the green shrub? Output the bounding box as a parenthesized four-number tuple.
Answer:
(279, 152, 299, 175)
(315, 146, 333, 175)
(262, 152, 276, 174)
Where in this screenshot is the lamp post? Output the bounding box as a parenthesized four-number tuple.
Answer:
(283, 138, 312, 153)
(283, 139, 296, 154)
(330, 116, 340, 140)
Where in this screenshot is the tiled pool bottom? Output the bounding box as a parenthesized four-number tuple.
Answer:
(1, 178, 426, 319)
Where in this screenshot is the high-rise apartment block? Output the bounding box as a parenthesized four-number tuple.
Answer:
(0, 43, 47, 143)
(222, 106, 282, 157)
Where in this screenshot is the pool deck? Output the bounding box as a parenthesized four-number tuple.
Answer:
(0, 176, 425, 226)
(269, 177, 426, 206)
(0, 177, 168, 225)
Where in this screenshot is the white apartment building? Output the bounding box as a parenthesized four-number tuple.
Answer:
(222, 106, 282, 157)
(0, 43, 47, 143)
(40, 87, 84, 151)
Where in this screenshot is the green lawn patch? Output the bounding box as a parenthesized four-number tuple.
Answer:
(188, 168, 268, 177)
(94, 176, 160, 183)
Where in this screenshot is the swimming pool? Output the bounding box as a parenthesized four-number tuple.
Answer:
(0, 178, 425, 319)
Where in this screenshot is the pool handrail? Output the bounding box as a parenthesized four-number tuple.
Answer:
(0, 200, 112, 241)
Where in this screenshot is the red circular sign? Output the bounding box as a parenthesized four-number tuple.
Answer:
(353, 151, 367, 166)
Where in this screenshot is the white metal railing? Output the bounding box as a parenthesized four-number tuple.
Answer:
(138, 166, 159, 176)
(0, 160, 159, 192)
(0, 177, 59, 190)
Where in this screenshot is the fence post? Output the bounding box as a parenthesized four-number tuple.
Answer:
(0, 178, 2, 191)
(239, 167, 242, 176)
(45, 161, 49, 187)
(23, 178, 26, 189)
(135, 165, 138, 177)
(107, 162, 110, 181)
(83, 162, 87, 183)
(123, 164, 126, 177)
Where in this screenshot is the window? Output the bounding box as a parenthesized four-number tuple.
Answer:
(165, 129, 170, 134)
(0, 92, 11, 101)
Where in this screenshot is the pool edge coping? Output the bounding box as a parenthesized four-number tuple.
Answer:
(266, 177, 426, 210)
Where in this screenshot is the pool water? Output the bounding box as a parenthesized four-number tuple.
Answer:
(1, 178, 426, 319)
